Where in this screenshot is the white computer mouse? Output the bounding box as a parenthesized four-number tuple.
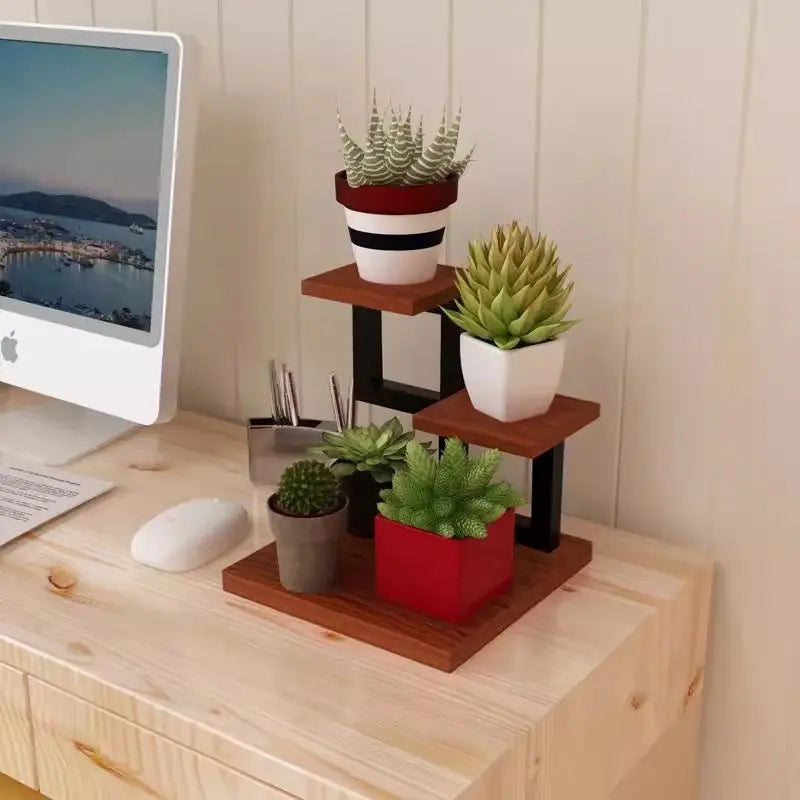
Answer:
(131, 498, 251, 573)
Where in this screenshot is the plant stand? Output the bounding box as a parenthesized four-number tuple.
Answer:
(223, 263, 602, 671)
(301, 263, 601, 552)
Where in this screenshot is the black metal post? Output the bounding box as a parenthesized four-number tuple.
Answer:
(436, 304, 465, 453)
(515, 442, 564, 552)
(352, 305, 382, 404)
(438, 303, 464, 399)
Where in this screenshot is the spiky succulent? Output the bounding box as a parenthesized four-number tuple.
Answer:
(378, 439, 524, 539)
(337, 91, 473, 187)
(310, 417, 433, 484)
(275, 460, 340, 517)
(443, 222, 579, 350)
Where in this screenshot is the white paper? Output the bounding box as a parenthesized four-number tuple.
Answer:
(0, 458, 113, 548)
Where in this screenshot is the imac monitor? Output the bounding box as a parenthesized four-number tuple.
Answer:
(0, 23, 196, 464)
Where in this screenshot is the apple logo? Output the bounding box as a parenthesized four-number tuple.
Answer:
(1, 331, 18, 363)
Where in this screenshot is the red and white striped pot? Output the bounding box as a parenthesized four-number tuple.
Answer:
(335, 171, 459, 285)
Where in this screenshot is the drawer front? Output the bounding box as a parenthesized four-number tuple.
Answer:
(0, 663, 36, 789)
(29, 680, 291, 800)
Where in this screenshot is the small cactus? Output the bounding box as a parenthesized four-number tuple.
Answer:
(276, 460, 340, 517)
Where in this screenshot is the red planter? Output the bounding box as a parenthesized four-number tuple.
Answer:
(334, 170, 459, 215)
(374, 510, 515, 624)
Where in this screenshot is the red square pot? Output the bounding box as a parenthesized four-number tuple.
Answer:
(374, 510, 515, 624)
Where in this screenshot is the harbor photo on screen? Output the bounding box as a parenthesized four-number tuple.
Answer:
(0, 39, 168, 332)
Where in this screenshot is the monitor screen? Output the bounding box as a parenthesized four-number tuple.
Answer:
(0, 39, 169, 336)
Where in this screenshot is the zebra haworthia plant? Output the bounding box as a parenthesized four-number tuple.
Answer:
(337, 93, 474, 188)
(443, 222, 579, 350)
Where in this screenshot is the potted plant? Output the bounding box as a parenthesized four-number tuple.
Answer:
(375, 439, 524, 623)
(310, 417, 433, 539)
(443, 222, 579, 422)
(267, 460, 347, 594)
(336, 92, 473, 285)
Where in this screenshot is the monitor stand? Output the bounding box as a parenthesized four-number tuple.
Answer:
(0, 398, 138, 466)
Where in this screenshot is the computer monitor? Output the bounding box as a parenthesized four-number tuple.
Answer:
(0, 22, 197, 464)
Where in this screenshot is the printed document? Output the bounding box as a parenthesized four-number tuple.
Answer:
(0, 459, 112, 548)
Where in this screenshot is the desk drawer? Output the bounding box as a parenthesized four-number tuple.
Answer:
(29, 680, 291, 800)
(0, 664, 36, 789)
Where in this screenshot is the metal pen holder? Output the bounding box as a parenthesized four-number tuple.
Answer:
(247, 417, 338, 486)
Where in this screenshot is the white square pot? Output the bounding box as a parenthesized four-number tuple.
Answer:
(459, 334, 566, 422)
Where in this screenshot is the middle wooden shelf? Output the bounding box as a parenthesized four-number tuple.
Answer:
(413, 389, 600, 460)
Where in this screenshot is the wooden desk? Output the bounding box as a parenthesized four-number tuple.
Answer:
(0, 397, 712, 800)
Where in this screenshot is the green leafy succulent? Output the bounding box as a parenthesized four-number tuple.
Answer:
(275, 460, 340, 517)
(378, 439, 524, 539)
(443, 221, 579, 350)
(310, 417, 432, 484)
(337, 91, 474, 188)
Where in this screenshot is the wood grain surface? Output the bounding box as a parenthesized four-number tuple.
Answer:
(222, 533, 592, 672)
(300, 263, 458, 315)
(30, 680, 292, 800)
(0, 664, 36, 789)
(0, 387, 712, 800)
(413, 390, 601, 458)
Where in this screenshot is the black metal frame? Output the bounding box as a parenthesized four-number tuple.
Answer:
(352, 304, 464, 415)
(516, 443, 564, 552)
(351, 303, 564, 552)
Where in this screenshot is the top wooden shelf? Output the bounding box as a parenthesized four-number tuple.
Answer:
(413, 389, 600, 459)
(301, 263, 458, 315)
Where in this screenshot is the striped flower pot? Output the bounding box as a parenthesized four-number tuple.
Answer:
(335, 171, 459, 285)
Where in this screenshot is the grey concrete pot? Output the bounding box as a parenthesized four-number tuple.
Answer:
(267, 494, 347, 594)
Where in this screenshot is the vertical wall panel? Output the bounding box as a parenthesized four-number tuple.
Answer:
(93, 0, 154, 29)
(451, 0, 537, 241)
(155, 0, 237, 418)
(617, 0, 751, 541)
(294, 0, 366, 422)
(0, 0, 36, 19)
(220, 0, 296, 419)
(537, 0, 641, 523)
(450, 0, 538, 489)
(36, 0, 92, 24)
(702, 2, 800, 798)
(367, 0, 450, 431)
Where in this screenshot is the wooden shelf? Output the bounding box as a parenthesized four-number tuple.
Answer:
(413, 389, 600, 459)
(301, 263, 458, 315)
(222, 531, 592, 672)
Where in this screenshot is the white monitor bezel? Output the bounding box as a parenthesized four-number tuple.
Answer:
(0, 22, 196, 425)
(0, 24, 180, 347)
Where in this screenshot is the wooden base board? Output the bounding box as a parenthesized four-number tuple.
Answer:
(222, 533, 592, 672)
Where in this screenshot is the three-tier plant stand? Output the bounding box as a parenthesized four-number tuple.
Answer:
(223, 263, 601, 671)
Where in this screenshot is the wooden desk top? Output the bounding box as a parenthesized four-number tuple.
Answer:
(0, 391, 713, 800)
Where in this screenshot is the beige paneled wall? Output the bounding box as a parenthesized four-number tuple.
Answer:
(1, 1, 798, 798)
(537, 0, 640, 523)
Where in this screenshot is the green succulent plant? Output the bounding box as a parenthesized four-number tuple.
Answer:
(443, 221, 579, 350)
(337, 91, 474, 188)
(378, 439, 524, 539)
(275, 460, 340, 517)
(310, 417, 432, 484)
